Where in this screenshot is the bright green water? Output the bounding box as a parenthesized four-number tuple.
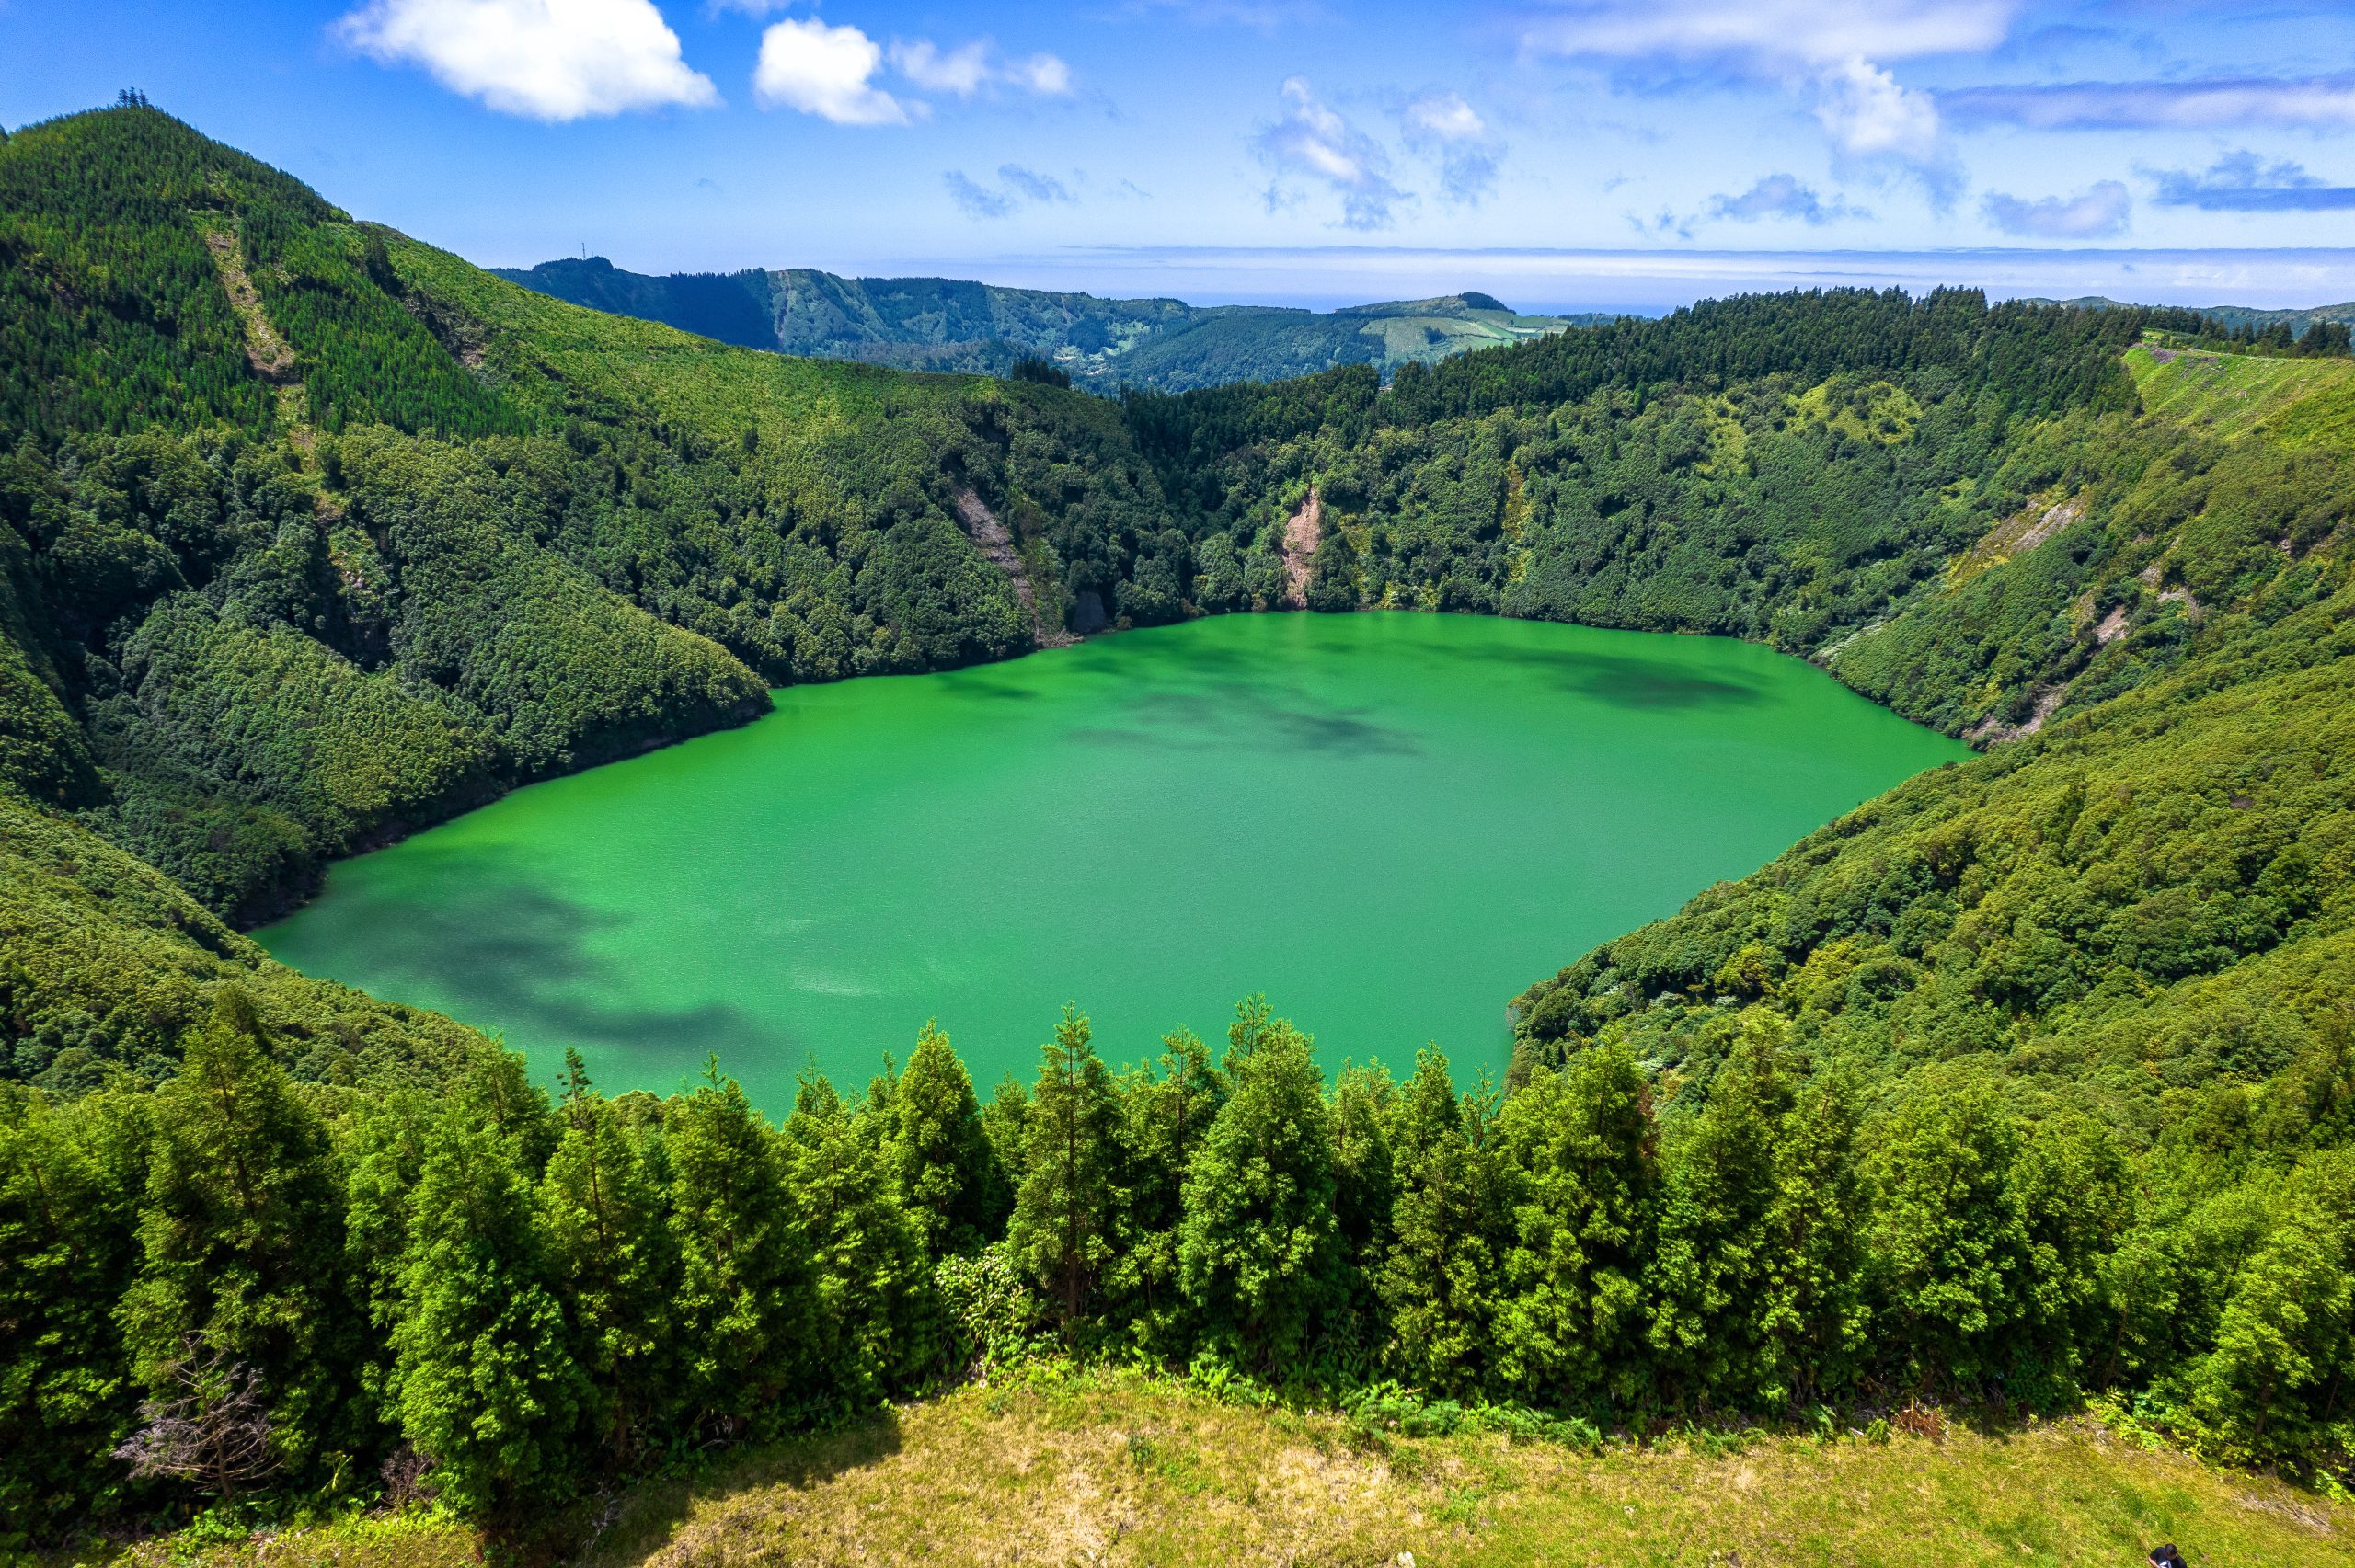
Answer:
(260, 613, 1966, 1106)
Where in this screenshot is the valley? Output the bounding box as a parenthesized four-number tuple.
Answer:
(4, 100, 2355, 1560)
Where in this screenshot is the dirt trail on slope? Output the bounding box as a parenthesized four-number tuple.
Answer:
(199, 222, 306, 429)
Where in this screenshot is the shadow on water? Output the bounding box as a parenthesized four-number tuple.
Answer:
(1405, 636, 1771, 710)
(316, 858, 796, 1059)
(1067, 684, 1419, 757)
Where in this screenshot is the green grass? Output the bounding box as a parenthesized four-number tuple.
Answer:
(64, 1378, 2354, 1568)
(2124, 338, 2355, 443)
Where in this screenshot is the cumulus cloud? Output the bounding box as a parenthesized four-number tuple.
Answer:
(755, 17, 913, 125)
(1519, 0, 2002, 201)
(336, 0, 718, 120)
(890, 37, 1073, 99)
(945, 164, 1075, 220)
(1254, 76, 1408, 230)
(1982, 179, 2131, 239)
(1943, 74, 2355, 132)
(1706, 173, 1858, 224)
(2145, 151, 2355, 212)
(1400, 91, 1504, 206)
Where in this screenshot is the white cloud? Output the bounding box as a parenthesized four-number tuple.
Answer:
(755, 17, 913, 125)
(1522, 1, 2008, 202)
(888, 37, 1074, 100)
(1943, 75, 2355, 132)
(1813, 57, 1938, 162)
(1706, 173, 1859, 224)
(1400, 91, 1504, 206)
(336, 0, 718, 120)
(1982, 180, 2131, 239)
(1519, 0, 2018, 72)
(1254, 77, 1409, 230)
(891, 38, 991, 97)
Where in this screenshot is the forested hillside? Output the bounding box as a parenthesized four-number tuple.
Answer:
(496, 254, 1587, 389)
(6, 102, 2355, 1548)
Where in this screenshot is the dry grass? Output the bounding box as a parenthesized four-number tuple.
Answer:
(584, 1377, 2349, 1568)
(60, 1379, 2352, 1568)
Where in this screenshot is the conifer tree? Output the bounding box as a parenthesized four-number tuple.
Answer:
(785, 1071, 935, 1402)
(1178, 1002, 1339, 1368)
(1755, 1070, 1871, 1404)
(2191, 1152, 2355, 1462)
(1863, 1079, 2034, 1388)
(979, 1072, 1031, 1234)
(1108, 1028, 1224, 1342)
(119, 998, 361, 1488)
(1009, 1005, 1121, 1328)
(537, 1052, 677, 1462)
(887, 1021, 993, 1260)
(666, 1059, 808, 1434)
(1327, 1062, 1398, 1328)
(1647, 1021, 1792, 1403)
(0, 1085, 149, 1524)
(1490, 1043, 1656, 1404)
(387, 1108, 583, 1516)
(1376, 1049, 1504, 1391)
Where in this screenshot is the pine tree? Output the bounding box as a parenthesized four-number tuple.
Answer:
(666, 1059, 809, 1435)
(1375, 1048, 1503, 1391)
(1863, 1078, 2033, 1389)
(1646, 1021, 1791, 1405)
(1107, 1028, 1225, 1345)
(536, 1053, 677, 1462)
(1327, 1062, 1398, 1333)
(1178, 1003, 1339, 1369)
(887, 1021, 993, 1260)
(119, 999, 362, 1490)
(387, 1107, 583, 1516)
(785, 1071, 936, 1403)
(0, 1085, 149, 1526)
(1008, 1005, 1122, 1329)
(1755, 1070, 1871, 1404)
(1490, 1043, 1656, 1405)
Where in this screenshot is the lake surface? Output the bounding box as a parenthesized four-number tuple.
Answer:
(261, 613, 1967, 1107)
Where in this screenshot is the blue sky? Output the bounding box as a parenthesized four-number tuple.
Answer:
(6, 1, 2355, 310)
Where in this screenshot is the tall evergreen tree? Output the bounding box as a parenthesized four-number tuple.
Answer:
(666, 1059, 808, 1434)
(387, 1108, 583, 1516)
(1108, 1028, 1225, 1346)
(1376, 1049, 1503, 1391)
(786, 1071, 936, 1404)
(1178, 1003, 1340, 1369)
(1755, 1070, 1872, 1405)
(1008, 1005, 1122, 1328)
(1647, 1022, 1792, 1405)
(119, 1000, 362, 1489)
(0, 1085, 149, 1528)
(1490, 1044, 1656, 1405)
(887, 1021, 993, 1260)
(536, 1054, 677, 1462)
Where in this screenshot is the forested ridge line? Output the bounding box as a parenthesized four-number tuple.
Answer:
(6, 99, 2355, 1544)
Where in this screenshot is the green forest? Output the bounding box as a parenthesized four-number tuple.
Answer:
(6, 103, 2355, 1545)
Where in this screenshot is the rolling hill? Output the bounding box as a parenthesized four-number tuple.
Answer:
(492, 255, 1600, 389)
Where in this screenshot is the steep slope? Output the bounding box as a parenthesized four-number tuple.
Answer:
(0, 105, 1173, 927)
(494, 256, 1590, 388)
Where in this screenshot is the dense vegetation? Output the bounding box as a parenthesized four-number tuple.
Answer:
(6, 101, 2355, 1546)
(497, 256, 1588, 390)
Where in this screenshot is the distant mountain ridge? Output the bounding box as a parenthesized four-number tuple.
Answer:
(490, 256, 1608, 390)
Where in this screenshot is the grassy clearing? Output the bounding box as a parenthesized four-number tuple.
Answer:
(2124, 339, 2355, 444)
(67, 1379, 2349, 1568)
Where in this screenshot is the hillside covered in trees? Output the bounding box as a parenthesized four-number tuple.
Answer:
(6, 103, 2355, 1547)
(495, 254, 1591, 390)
